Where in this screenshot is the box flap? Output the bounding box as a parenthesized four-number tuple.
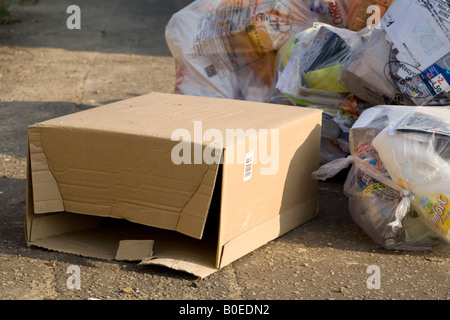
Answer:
(139, 235, 219, 278)
(28, 125, 221, 240)
(27, 215, 219, 278)
(28, 129, 64, 214)
(139, 257, 217, 279)
(115, 240, 154, 261)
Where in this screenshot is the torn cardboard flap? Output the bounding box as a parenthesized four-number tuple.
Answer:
(115, 240, 154, 261)
(26, 92, 322, 278)
(139, 257, 217, 279)
(28, 125, 221, 240)
(116, 239, 218, 279)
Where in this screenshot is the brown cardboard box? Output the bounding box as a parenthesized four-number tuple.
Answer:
(25, 92, 322, 278)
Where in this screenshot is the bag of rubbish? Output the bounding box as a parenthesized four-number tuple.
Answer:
(312, 97, 372, 164)
(299, 0, 394, 31)
(266, 22, 363, 106)
(165, 0, 380, 102)
(341, 28, 411, 106)
(313, 105, 450, 251)
(342, 0, 450, 107)
(264, 22, 369, 163)
(165, 0, 320, 102)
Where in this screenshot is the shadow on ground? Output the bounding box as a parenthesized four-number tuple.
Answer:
(0, 101, 95, 157)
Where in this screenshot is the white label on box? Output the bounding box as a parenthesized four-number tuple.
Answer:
(243, 151, 254, 182)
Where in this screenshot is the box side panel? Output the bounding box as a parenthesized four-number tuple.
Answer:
(217, 111, 322, 263)
(218, 197, 318, 268)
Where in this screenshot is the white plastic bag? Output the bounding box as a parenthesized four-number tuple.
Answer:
(342, 0, 450, 107)
(268, 22, 363, 106)
(165, 0, 317, 102)
(165, 0, 376, 102)
(313, 105, 450, 250)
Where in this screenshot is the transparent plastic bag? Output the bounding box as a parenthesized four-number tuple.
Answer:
(313, 105, 450, 250)
(165, 0, 372, 102)
(165, 0, 318, 102)
(342, 0, 450, 107)
(341, 28, 414, 106)
(267, 22, 363, 106)
(264, 22, 367, 163)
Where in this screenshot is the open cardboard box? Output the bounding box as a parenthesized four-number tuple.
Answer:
(25, 92, 322, 278)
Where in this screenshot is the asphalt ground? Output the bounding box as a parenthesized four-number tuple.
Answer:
(0, 0, 449, 312)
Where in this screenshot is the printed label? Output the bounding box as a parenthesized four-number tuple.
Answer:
(243, 151, 254, 181)
(382, 0, 450, 72)
(422, 61, 450, 96)
(417, 193, 450, 237)
(324, 0, 348, 28)
(430, 74, 450, 94)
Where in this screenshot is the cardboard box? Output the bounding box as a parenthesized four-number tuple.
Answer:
(26, 92, 322, 278)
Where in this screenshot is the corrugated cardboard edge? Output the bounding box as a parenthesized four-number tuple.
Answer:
(139, 257, 217, 279)
(176, 148, 223, 239)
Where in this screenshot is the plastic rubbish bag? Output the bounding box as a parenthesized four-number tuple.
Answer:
(314, 97, 372, 164)
(264, 22, 368, 163)
(165, 0, 376, 102)
(381, 0, 450, 106)
(341, 28, 412, 106)
(313, 105, 450, 250)
(165, 0, 319, 102)
(342, 0, 450, 107)
(267, 22, 363, 106)
(302, 0, 393, 31)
